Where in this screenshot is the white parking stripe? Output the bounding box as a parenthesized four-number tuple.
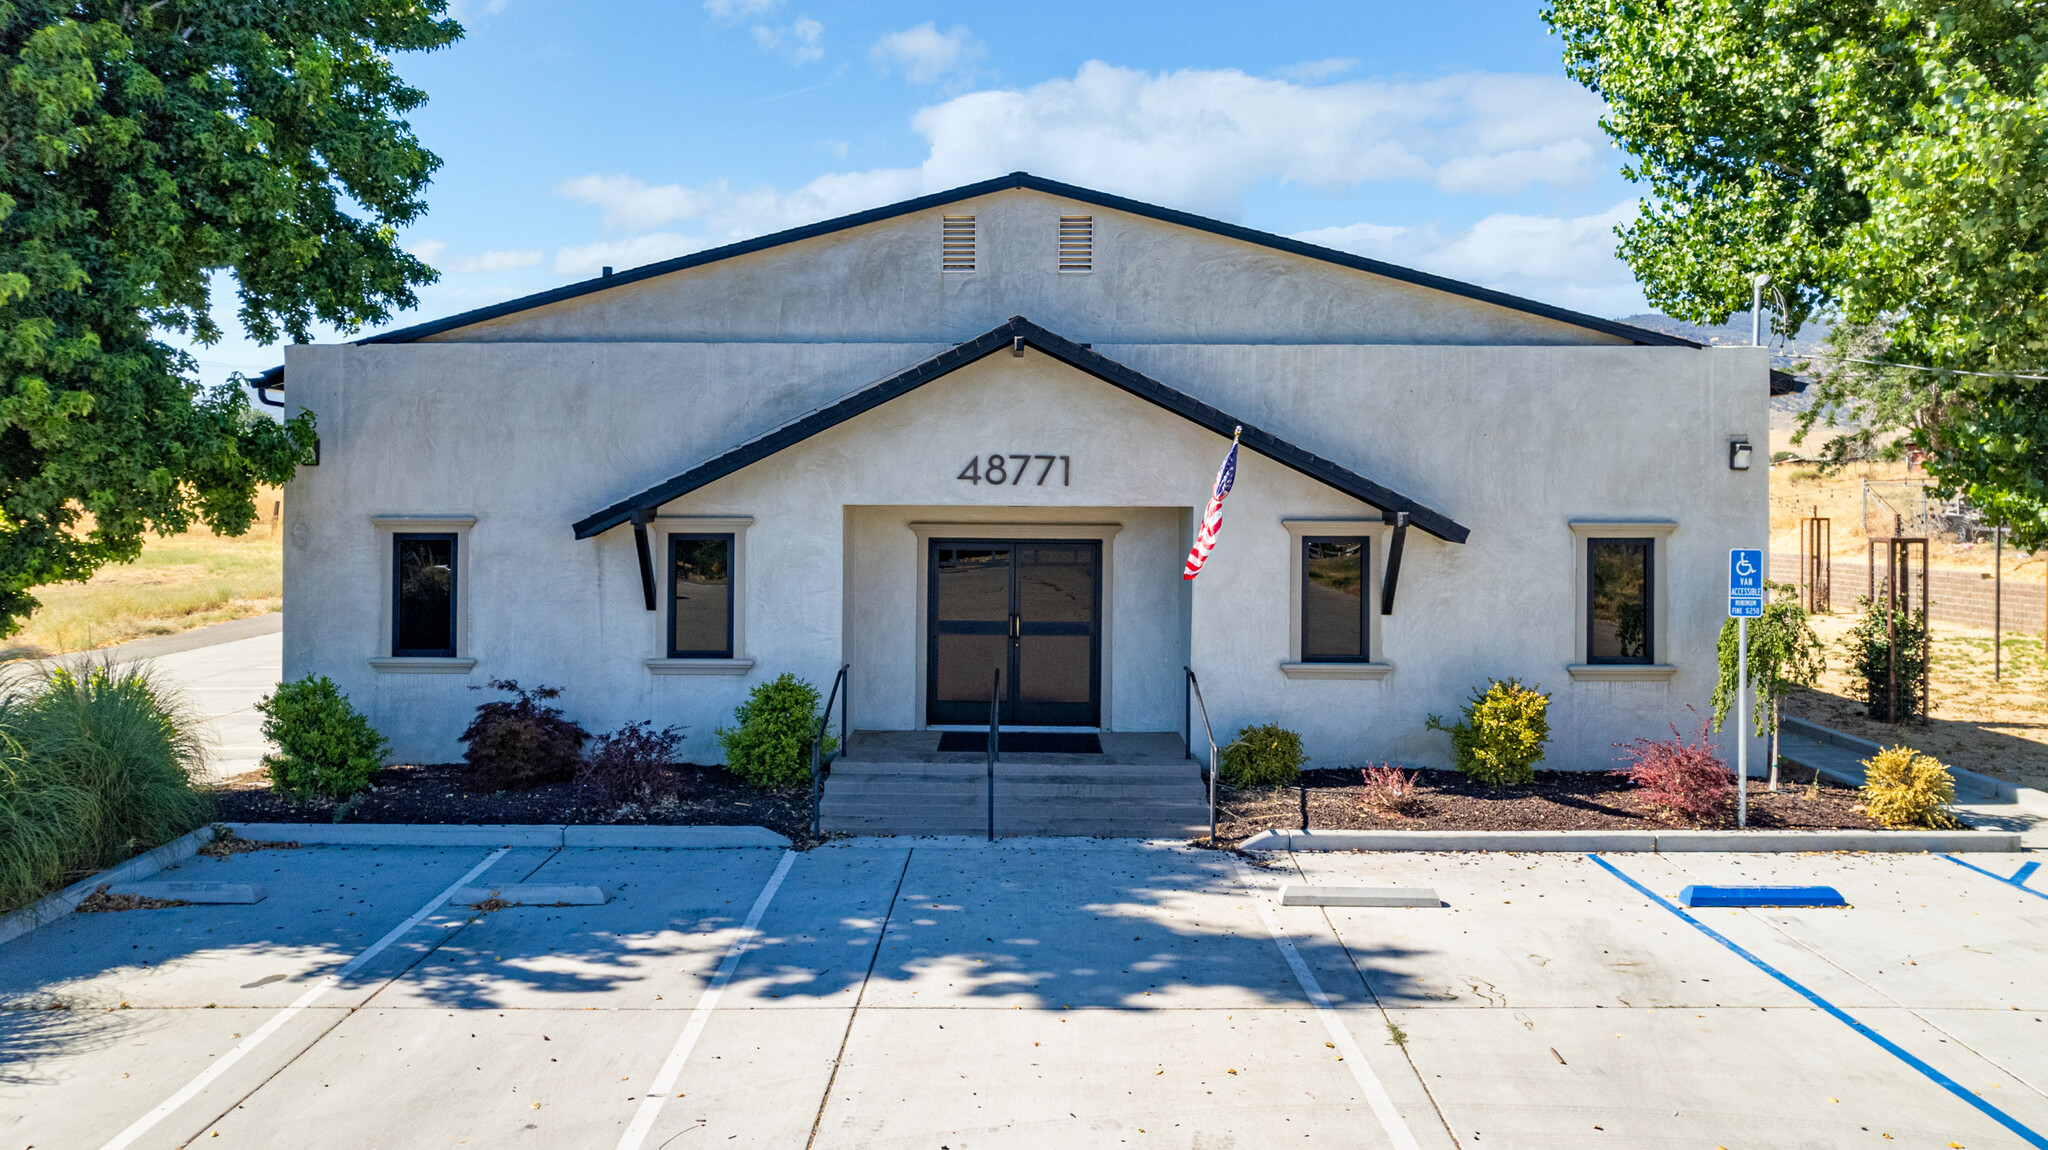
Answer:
(617, 849, 797, 1150)
(1233, 858, 1423, 1150)
(100, 847, 512, 1150)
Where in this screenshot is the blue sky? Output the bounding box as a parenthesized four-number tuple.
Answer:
(188, 0, 1654, 385)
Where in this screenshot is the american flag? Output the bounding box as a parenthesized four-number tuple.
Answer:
(1182, 428, 1241, 580)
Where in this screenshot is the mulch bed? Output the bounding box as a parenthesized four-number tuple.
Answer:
(208, 762, 819, 846)
(1206, 765, 1884, 848)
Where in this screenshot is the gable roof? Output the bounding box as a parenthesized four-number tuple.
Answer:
(362, 172, 1699, 349)
(572, 316, 1471, 544)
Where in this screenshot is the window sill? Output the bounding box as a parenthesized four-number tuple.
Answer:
(1566, 663, 1678, 681)
(645, 658, 755, 676)
(369, 657, 477, 675)
(1280, 661, 1393, 680)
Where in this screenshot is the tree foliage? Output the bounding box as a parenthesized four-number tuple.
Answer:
(0, 1, 462, 634)
(1711, 583, 1826, 734)
(1544, 0, 2048, 546)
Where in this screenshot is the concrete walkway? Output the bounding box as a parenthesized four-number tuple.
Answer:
(106, 614, 282, 783)
(1777, 723, 2048, 847)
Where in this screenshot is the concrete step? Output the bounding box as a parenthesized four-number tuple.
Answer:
(828, 759, 1200, 780)
(820, 761, 1212, 836)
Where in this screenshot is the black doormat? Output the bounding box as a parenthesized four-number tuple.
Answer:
(936, 731, 1103, 754)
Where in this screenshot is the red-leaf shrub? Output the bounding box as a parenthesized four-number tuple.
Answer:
(459, 680, 590, 792)
(1614, 721, 1731, 826)
(578, 721, 685, 806)
(1359, 764, 1427, 817)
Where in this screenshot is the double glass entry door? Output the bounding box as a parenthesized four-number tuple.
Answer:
(928, 540, 1102, 727)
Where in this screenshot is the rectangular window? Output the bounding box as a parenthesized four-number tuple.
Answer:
(1301, 536, 1369, 662)
(669, 534, 734, 658)
(1587, 538, 1653, 663)
(392, 533, 456, 657)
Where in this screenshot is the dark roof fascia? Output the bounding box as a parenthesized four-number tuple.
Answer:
(572, 316, 1471, 545)
(1770, 368, 1808, 395)
(355, 171, 1698, 350)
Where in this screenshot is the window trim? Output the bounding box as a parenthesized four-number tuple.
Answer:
(390, 532, 459, 658)
(1566, 520, 1678, 681)
(1584, 536, 1654, 665)
(666, 532, 736, 659)
(1280, 518, 1392, 680)
(1299, 534, 1371, 663)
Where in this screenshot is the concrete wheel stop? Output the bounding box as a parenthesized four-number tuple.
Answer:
(1277, 883, 1441, 907)
(107, 881, 266, 905)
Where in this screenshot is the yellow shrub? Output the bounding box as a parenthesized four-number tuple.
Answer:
(1859, 745, 1963, 829)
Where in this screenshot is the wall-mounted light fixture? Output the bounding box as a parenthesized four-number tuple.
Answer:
(1729, 437, 1753, 470)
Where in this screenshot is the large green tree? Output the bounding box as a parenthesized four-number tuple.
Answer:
(1544, 0, 2048, 546)
(0, 1, 461, 635)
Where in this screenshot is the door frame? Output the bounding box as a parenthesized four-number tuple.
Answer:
(908, 519, 1123, 730)
(926, 538, 1104, 727)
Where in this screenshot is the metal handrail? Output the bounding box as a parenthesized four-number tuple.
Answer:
(1186, 667, 1220, 846)
(986, 669, 1001, 842)
(810, 663, 850, 839)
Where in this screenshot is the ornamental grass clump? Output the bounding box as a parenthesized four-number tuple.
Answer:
(1425, 678, 1550, 785)
(1615, 721, 1732, 826)
(459, 681, 590, 792)
(717, 674, 834, 788)
(1219, 723, 1306, 786)
(1859, 745, 1963, 829)
(0, 662, 211, 913)
(256, 676, 389, 801)
(579, 721, 686, 806)
(1359, 764, 1426, 817)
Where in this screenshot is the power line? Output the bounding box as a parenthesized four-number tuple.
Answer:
(1775, 350, 2048, 383)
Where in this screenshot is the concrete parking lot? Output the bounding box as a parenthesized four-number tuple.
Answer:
(3, 840, 2045, 1149)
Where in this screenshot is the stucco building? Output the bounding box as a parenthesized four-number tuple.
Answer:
(271, 173, 1781, 829)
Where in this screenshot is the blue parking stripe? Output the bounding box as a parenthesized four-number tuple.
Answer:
(1588, 854, 2048, 1149)
(1944, 854, 2048, 902)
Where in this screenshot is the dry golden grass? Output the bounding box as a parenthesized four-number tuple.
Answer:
(1782, 609, 2048, 790)
(1770, 460, 2048, 582)
(1, 490, 283, 662)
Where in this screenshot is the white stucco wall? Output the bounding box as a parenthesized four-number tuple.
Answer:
(417, 189, 1634, 349)
(282, 334, 1769, 772)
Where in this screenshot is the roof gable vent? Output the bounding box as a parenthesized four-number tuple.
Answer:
(942, 215, 975, 272)
(1058, 215, 1092, 273)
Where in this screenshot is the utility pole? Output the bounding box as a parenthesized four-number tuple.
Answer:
(1753, 272, 1771, 347)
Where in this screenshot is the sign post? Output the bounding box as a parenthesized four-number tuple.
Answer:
(1729, 549, 1765, 828)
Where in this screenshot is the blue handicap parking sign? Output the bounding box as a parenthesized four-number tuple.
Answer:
(1729, 549, 1764, 617)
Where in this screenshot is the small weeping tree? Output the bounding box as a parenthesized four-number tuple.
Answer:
(1711, 582, 1826, 789)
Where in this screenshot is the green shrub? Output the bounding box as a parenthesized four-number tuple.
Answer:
(1844, 597, 1929, 722)
(1219, 723, 1307, 786)
(717, 674, 834, 788)
(1426, 678, 1551, 785)
(1859, 745, 1963, 828)
(256, 676, 389, 801)
(0, 661, 211, 912)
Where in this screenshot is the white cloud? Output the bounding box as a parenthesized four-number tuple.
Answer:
(909, 62, 1609, 217)
(871, 22, 984, 85)
(552, 168, 923, 273)
(753, 16, 824, 65)
(553, 234, 712, 278)
(450, 249, 544, 273)
(1294, 200, 1645, 315)
(447, 0, 513, 19)
(407, 239, 448, 262)
(1275, 58, 1358, 82)
(703, 0, 777, 22)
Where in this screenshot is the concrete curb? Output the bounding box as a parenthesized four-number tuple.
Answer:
(0, 824, 218, 948)
(220, 822, 793, 849)
(563, 825, 792, 849)
(1240, 827, 2023, 853)
(1782, 715, 2048, 816)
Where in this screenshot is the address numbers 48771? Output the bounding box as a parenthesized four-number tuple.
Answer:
(957, 454, 1070, 486)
